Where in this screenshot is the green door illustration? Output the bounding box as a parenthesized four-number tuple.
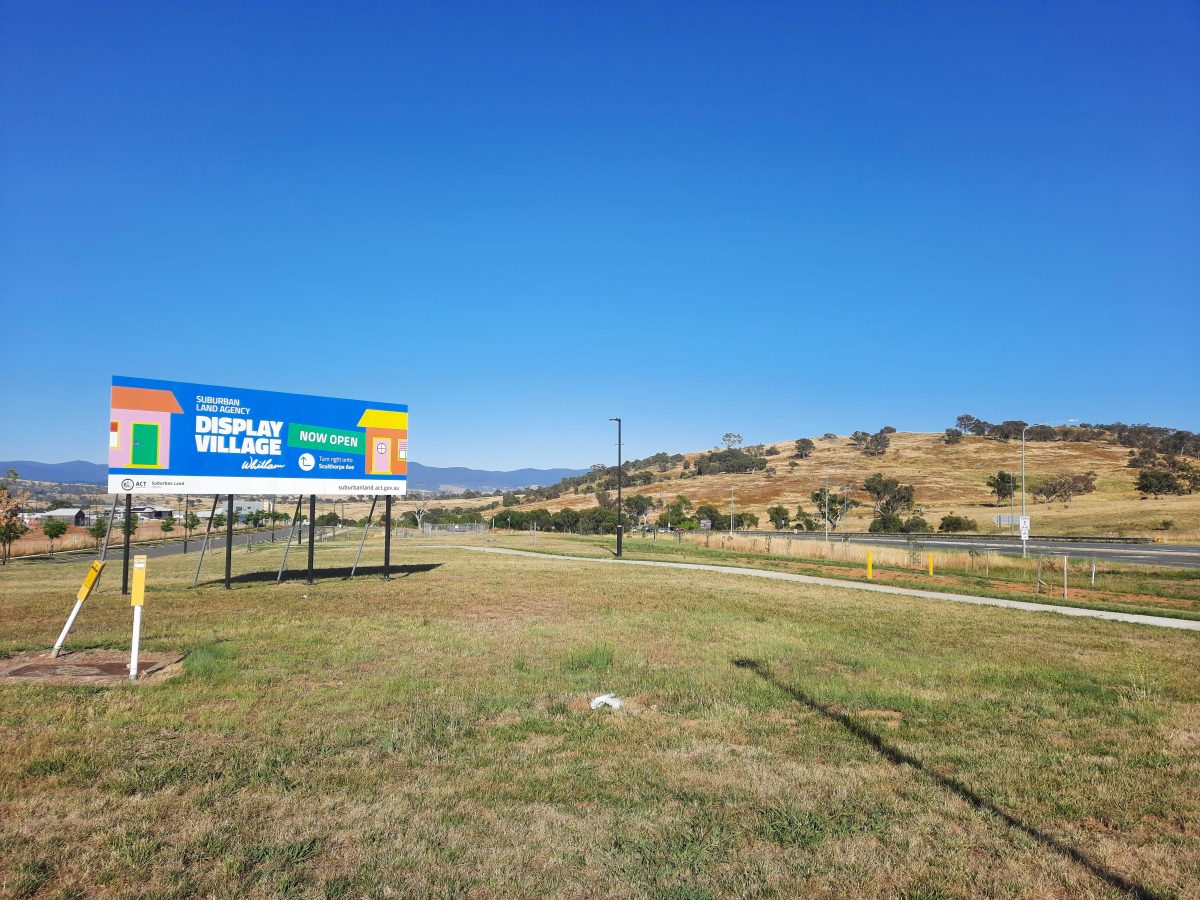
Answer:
(131, 423, 160, 466)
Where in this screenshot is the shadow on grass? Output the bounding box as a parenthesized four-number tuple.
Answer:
(200, 563, 441, 586)
(731, 657, 1164, 900)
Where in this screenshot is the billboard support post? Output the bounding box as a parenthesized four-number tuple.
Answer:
(383, 495, 393, 580)
(351, 496, 378, 578)
(276, 496, 303, 583)
(183, 494, 190, 554)
(224, 495, 234, 590)
(191, 495, 220, 586)
(121, 493, 132, 595)
(306, 495, 316, 584)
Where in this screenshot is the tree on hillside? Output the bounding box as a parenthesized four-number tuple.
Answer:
(944, 428, 963, 445)
(787, 460, 799, 473)
(767, 504, 790, 530)
(811, 488, 858, 531)
(881, 425, 897, 434)
(985, 471, 1017, 504)
(1031, 473, 1097, 505)
(793, 438, 815, 459)
(42, 518, 68, 554)
(863, 431, 890, 456)
(1136, 470, 1185, 499)
(624, 494, 653, 522)
(862, 473, 915, 518)
(849, 431, 871, 449)
(721, 433, 744, 450)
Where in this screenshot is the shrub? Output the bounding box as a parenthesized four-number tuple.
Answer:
(902, 516, 930, 533)
(943, 428, 963, 445)
(938, 514, 977, 533)
(868, 514, 905, 533)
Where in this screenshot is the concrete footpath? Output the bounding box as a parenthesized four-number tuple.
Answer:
(429, 544, 1200, 632)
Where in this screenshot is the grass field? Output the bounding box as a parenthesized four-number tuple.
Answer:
(2, 534, 1198, 898)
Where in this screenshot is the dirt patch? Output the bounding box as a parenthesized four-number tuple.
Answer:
(1, 650, 184, 685)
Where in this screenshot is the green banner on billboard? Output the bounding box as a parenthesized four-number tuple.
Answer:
(286, 423, 365, 455)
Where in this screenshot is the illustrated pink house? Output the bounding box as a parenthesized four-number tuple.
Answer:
(109, 386, 183, 469)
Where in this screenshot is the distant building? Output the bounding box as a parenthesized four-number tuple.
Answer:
(132, 506, 177, 520)
(41, 508, 88, 527)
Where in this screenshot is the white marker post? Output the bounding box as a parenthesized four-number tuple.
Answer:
(52, 560, 106, 658)
(1019, 515, 1031, 557)
(129, 555, 147, 681)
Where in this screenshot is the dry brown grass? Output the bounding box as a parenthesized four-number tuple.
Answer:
(510, 432, 1200, 539)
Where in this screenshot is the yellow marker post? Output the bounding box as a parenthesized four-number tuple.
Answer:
(927, 552, 934, 576)
(867, 551, 873, 580)
(129, 555, 147, 681)
(52, 560, 107, 658)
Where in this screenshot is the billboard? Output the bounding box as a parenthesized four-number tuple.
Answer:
(107, 376, 408, 496)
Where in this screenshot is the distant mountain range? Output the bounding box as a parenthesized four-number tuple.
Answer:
(0, 459, 585, 493)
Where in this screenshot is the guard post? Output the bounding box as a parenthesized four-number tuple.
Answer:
(129, 554, 147, 681)
(867, 551, 873, 580)
(52, 560, 106, 658)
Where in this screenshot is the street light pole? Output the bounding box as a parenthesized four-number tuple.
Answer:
(1021, 419, 1075, 557)
(609, 418, 622, 557)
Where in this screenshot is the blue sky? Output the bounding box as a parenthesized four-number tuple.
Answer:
(2, 1, 1197, 470)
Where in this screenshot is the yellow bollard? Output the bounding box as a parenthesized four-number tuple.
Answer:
(928, 552, 934, 576)
(867, 551, 873, 580)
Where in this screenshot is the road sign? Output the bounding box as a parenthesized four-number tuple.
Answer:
(107, 376, 409, 496)
(1019, 516, 1031, 541)
(700, 519, 712, 531)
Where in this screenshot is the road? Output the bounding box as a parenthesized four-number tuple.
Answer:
(733, 531, 1200, 569)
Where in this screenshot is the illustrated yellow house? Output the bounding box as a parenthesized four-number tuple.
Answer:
(357, 409, 408, 476)
(110, 386, 183, 469)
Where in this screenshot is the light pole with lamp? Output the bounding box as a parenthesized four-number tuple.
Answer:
(609, 418, 622, 557)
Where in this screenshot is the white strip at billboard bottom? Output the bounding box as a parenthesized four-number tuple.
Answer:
(107, 475, 408, 496)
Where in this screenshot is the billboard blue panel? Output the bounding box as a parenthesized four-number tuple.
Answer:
(107, 376, 408, 496)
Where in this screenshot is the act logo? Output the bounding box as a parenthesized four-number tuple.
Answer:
(120, 478, 135, 491)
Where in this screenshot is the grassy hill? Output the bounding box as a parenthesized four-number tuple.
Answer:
(507, 432, 1200, 539)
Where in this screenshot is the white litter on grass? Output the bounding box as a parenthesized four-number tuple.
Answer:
(590, 693, 623, 710)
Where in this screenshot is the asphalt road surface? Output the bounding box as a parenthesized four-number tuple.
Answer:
(736, 532, 1200, 569)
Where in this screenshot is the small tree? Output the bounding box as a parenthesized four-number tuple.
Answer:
(849, 431, 871, 449)
(863, 473, 915, 518)
(42, 519, 68, 554)
(985, 471, 1016, 504)
(184, 512, 201, 535)
(787, 460, 798, 473)
(1136, 470, 1185, 499)
(0, 471, 31, 564)
(721, 432, 744, 450)
(793, 438, 815, 459)
(212, 513, 226, 530)
(811, 488, 858, 531)
(766, 504, 790, 530)
(88, 518, 110, 543)
(943, 428, 963, 445)
(160, 515, 176, 535)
